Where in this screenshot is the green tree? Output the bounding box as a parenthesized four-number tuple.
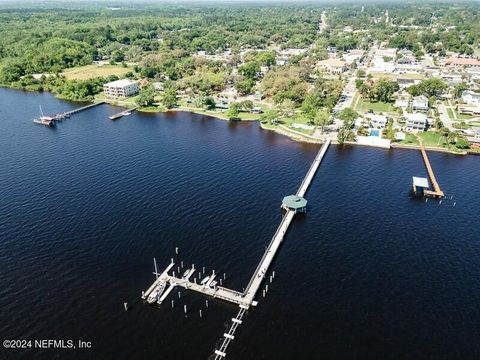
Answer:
(238, 61, 260, 79)
(136, 85, 156, 107)
(260, 109, 278, 124)
(453, 82, 468, 99)
(337, 108, 358, 122)
(313, 109, 332, 131)
(235, 78, 255, 95)
(203, 97, 216, 110)
(240, 100, 254, 112)
(226, 103, 240, 119)
(162, 87, 177, 109)
(418, 78, 447, 97)
(371, 79, 399, 103)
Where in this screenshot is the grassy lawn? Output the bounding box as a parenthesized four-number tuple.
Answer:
(446, 108, 455, 119)
(398, 133, 419, 145)
(368, 72, 395, 79)
(417, 131, 448, 148)
(355, 98, 395, 113)
(456, 112, 474, 120)
(398, 73, 425, 80)
(62, 64, 132, 80)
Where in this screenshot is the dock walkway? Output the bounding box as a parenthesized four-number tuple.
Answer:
(420, 144, 444, 198)
(143, 139, 331, 308)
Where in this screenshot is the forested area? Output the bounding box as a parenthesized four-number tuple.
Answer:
(0, 2, 479, 102)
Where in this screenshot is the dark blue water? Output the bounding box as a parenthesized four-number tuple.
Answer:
(0, 88, 479, 360)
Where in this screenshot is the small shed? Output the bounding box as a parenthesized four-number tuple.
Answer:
(412, 176, 429, 196)
(282, 195, 307, 214)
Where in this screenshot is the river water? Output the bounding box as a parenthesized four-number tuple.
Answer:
(0, 88, 479, 359)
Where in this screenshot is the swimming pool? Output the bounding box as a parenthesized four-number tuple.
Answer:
(370, 129, 380, 137)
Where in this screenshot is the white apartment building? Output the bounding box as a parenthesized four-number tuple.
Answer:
(103, 79, 139, 98)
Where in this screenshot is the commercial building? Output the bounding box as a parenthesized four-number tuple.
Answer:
(103, 79, 139, 98)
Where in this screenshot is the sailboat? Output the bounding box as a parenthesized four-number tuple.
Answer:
(33, 105, 55, 127)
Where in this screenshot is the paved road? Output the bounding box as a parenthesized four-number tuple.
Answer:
(438, 102, 455, 131)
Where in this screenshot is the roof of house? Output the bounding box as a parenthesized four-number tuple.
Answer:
(413, 95, 429, 104)
(104, 79, 138, 87)
(405, 113, 428, 122)
(462, 90, 480, 98)
(413, 177, 429, 188)
(445, 57, 480, 66)
(317, 58, 347, 68)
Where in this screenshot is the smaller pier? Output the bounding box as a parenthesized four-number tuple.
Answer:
(419, 145, 444, 198)
(109, 107, 137, 120)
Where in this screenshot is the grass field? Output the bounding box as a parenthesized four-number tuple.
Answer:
(354, 98, 396, 113)
(62, 64, 132, 80)
(446, 108, 455, 119)
(418, 131, 448, 148)
(397, 133, 419, 145)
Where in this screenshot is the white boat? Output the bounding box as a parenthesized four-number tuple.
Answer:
(201, 276, 210, 285)
(183, 269, 189, 278)
(147, 282, 166, 304)
(209, 280, 218, 288)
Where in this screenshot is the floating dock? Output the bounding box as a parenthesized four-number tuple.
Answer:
(419, 145, 444, 198)
(142, 139, 331, 359)
(109, 107, 137, 120)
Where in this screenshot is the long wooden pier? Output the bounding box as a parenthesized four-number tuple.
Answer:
(142, 139, 331, 359)
(33, 101, 105, 125)
(420, 145, 444, 198)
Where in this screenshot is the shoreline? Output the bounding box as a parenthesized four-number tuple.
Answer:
(2, 86, 476, 156)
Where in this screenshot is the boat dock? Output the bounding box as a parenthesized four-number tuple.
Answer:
(33, 101, 105, 126)
(109, 107, 137, 120)
(420, 145, 444, 198)
(142, 139, 331, 359)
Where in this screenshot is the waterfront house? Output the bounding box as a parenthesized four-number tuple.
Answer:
(412, 95, 429, 112)
(366, 114, 388, 129)
(467, 129, 480, 148)
(462, 90, 480, 105)
(103, 79, 139, 98)
(405, 113, 428, 132)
